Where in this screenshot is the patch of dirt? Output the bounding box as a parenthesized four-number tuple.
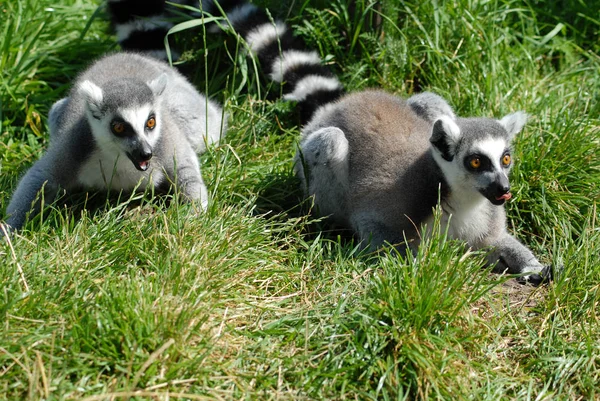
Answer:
(472, 275, 549, 319)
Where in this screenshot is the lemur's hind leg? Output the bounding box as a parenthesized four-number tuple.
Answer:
(296, 127, 350, 224)
(349, 209, 413, 254)
(177, 93, 225, 155)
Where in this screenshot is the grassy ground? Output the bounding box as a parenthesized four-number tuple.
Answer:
(1, 0, 599, 399)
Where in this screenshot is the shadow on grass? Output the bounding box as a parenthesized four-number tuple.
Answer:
(15, 186, 179, 237)
(528, 0, 600, 52)
(253, 170, 357, 244)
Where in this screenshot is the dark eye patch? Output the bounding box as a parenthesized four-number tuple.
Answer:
(464, 154, 493, 172)
(110, 118, 133, 136)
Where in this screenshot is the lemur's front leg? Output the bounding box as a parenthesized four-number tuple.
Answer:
(173, 144, 209, 211)
(4, 158, 61, 234)
(487, 232, 551, 285)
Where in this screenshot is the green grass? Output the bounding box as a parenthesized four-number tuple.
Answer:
(1, 0, 599, 399)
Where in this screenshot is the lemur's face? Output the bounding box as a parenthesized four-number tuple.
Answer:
(78, 74, 167, 171)
(100, 104, 159, 171)
(457, 136, 513, 205)
(430, 113, 526, 206)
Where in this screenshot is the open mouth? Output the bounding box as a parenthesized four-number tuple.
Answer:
(495, 192, 512, 202)
(481, 189, 512, 206)
(488, 191, 511, 205)
(127, 153, 151, 172)
(136, 160, 150, 171)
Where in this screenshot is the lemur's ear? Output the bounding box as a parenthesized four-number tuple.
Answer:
(148, 73, 168, 97)
(498, 111, 527, 140)
(430, 115, 461, 162)
(78, 80, 104, 119)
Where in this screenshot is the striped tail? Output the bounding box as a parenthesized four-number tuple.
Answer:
(107, 0, 344, 124)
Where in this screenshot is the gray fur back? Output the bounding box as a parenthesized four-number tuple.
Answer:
(300, 90, 446, 243)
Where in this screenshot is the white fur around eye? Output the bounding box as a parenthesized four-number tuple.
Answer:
(472, 138, 508, 170)
(119, 105, 161, 142)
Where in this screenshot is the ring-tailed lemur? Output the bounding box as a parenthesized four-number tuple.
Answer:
(106, 0, 344, 124)
(295, 89, 552, 285)
(107, 1, 551, 284)
(3, 52, 224, 234)
(2, 1, 342, 234)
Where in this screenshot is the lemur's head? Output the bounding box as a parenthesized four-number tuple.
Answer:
(429, 112, 528, 206)
(78, 73, 167, 171)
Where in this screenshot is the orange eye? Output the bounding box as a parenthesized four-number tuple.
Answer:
(502, 154, 511, 166)
(146, 116, 156, 130)
(111, 121, 126, 135)
(470, 158, 481, 169)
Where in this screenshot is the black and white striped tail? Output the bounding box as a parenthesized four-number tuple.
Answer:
(107, 0, 344, 123)
(107, 0, 198, 59)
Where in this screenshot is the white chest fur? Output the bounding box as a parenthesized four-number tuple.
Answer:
(424, 195, 491, 246)
(77, 150, 163, 191)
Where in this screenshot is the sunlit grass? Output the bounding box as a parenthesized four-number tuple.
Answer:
(1, 0, 599, 399)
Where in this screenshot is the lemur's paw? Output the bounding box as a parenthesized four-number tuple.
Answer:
(517, 265, 558, 287)
(1, 223, 14, 240)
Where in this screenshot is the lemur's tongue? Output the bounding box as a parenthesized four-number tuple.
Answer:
(496, 192, 512, 201)
(138, 161, 149, 171)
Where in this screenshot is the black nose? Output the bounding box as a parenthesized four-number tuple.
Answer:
(497, 183, 510, 195)
(140, 150, 152, 161)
